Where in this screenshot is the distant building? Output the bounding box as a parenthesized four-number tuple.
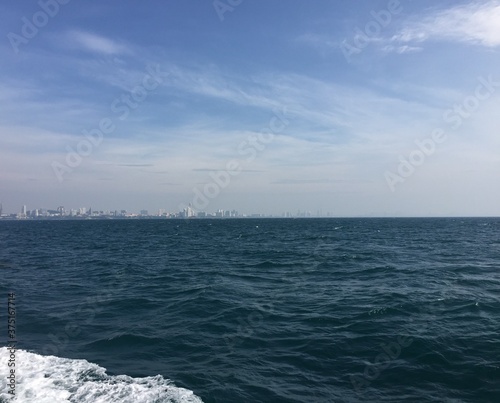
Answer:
(182, 205, 195, 218)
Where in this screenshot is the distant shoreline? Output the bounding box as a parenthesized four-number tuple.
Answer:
(1, 215, 498, 221)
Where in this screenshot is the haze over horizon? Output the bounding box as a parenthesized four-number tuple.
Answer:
(1, 0, 499, 217)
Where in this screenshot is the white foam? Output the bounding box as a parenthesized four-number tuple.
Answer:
(0, 347, 203, 403)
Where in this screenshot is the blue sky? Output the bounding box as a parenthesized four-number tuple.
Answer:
(1, 0, 499, 216)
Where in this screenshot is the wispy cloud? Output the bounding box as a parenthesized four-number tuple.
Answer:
(69, 30, 130, 55)
(192, 168, 263, 172)
(392, 1, 500, 47)
(295, 33, 340, 54)
(116, 163, 154, 167)
(381, 44, 423, 54)
(300, 2, 500, 56)
(272, 179, 345, 185)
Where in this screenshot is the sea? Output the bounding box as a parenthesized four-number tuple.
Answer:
(0, 217, 499, 402)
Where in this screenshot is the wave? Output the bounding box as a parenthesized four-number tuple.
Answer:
(0, 347, 203, 403)
(244, 260, 298, 269)
(86, 334, 164, 349)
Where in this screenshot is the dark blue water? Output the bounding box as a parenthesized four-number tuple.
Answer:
(1, 218, 499, 402)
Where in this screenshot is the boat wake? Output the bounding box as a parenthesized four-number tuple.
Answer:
(0, 347, 203, 403)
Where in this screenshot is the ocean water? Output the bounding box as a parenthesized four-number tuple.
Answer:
(0, 217, 499, 402)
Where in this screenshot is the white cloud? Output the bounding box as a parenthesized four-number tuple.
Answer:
(69, 30, 130, 55)
(393, 1, 500, 47)
(295, 33, 339, 52)
(382, 45, 423, 54)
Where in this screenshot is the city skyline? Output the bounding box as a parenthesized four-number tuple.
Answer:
(1, 1, 500, 217)
(0, 201, 344, 219)
(1, 201, 498, 219)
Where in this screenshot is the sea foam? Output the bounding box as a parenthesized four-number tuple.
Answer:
(0, 347, 203, 403)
